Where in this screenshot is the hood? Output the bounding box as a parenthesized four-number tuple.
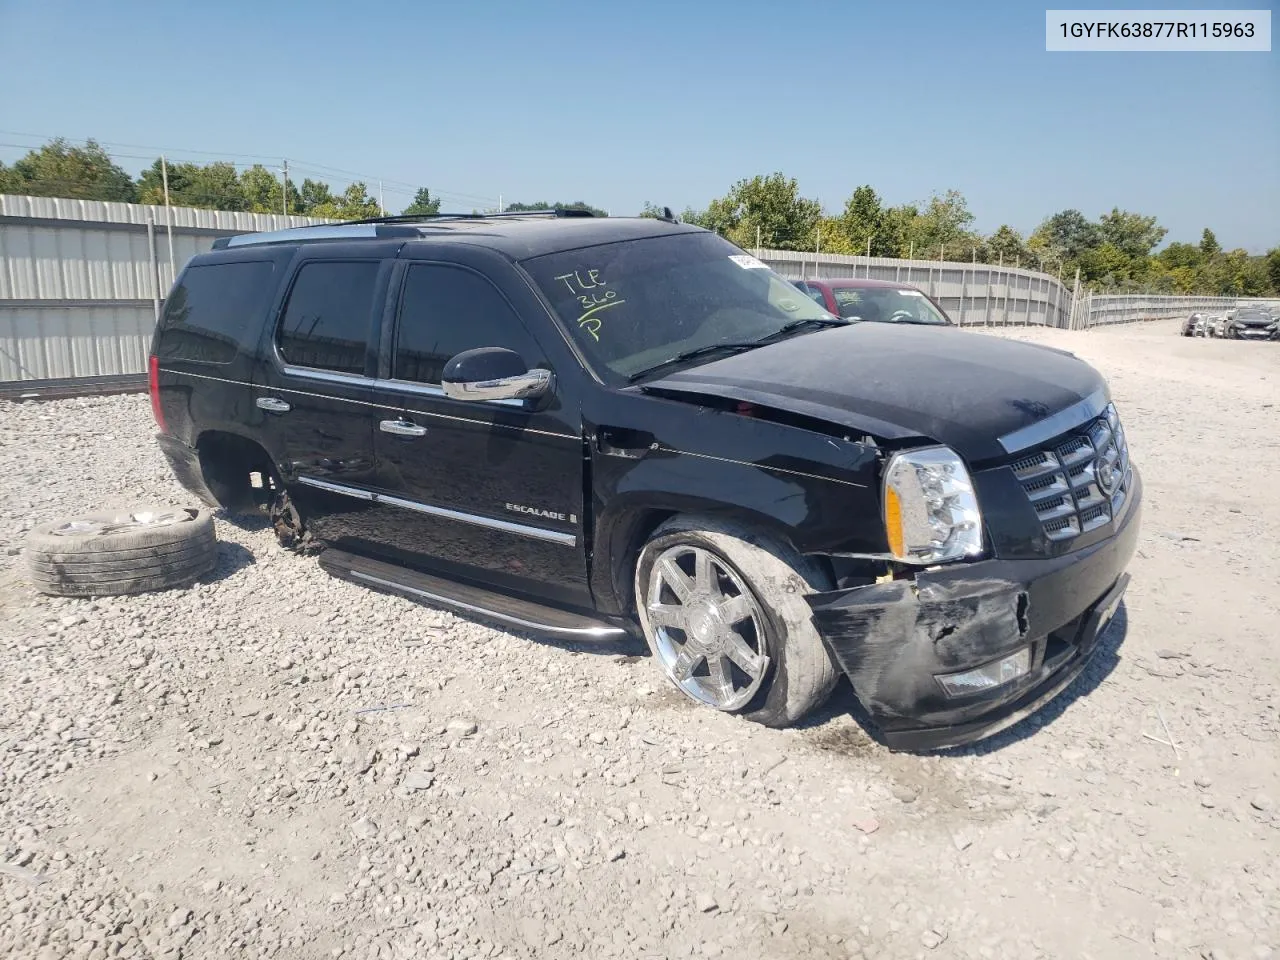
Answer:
(640, 323, 1107, 463)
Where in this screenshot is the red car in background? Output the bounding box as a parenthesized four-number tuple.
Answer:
(792, 277, 955, 326)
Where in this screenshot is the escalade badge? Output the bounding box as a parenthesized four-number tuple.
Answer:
(506, 503, 576, 524)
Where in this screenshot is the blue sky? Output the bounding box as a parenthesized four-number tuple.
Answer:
(1, 0, 1276, 251)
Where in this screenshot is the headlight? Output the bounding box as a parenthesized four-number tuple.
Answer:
(882, 446, 984, 564)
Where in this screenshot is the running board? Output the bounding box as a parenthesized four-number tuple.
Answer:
(318, 549, 629, 639)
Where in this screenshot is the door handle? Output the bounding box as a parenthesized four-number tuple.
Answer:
(256, 397, 291, 413)
(380, 419, 427, 437)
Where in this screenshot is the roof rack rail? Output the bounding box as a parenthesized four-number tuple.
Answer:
(335, 208, 601, 227)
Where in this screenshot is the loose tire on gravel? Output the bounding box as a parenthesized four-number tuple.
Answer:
(24, 506, 218, 597)
(634, 515, 840, 728)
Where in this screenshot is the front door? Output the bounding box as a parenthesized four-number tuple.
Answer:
(368, 259, 590, 608)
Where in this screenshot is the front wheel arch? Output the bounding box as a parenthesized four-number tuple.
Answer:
(633, 513, 840, 727)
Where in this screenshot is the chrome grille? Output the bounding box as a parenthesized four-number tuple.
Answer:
(1012, 404, 1132, 543)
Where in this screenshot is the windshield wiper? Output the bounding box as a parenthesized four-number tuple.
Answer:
(757, 316, 849, 341)
(628, 341, 765, 382)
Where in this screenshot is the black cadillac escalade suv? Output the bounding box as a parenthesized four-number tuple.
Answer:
(149, 211, 1141, 750)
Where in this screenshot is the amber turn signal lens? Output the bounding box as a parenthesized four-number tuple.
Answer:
(884, 485, 905, 557)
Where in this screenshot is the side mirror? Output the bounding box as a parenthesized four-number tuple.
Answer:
(441, 347, 552, 403)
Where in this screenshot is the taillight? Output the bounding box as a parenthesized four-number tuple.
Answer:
(148, 355, 167, 433)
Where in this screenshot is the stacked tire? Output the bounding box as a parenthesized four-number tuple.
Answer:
(25, 506, 218, 597)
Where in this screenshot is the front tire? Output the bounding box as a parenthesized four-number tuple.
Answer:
(634, 516, 839, 728)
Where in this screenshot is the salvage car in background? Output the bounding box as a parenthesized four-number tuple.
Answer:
(1224, 305, 1278, 341)
(793, 278, 955, 325)
(1181, 313, 1206, 337)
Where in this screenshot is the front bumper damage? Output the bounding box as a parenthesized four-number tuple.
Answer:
(808, 469, 1142, 751)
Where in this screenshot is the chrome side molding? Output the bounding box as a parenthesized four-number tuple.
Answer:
(293, 475, 576, 546)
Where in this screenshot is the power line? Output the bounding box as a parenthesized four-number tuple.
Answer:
(0, 130, 500, 209)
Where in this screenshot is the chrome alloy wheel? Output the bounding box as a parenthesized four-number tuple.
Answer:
(644, 544, 770, 711)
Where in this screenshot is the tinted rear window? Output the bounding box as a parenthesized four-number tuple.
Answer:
(157, 261, 276, 364)
(277, 261, 381, 375)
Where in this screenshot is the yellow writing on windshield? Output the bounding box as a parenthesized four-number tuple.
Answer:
(555, 268, 626, 342)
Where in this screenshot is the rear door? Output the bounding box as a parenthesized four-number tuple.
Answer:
(252, 247, 396, 552)
(366, 250, 590, 608)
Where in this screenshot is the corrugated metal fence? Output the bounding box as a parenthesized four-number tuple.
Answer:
(1, 194, 1273, 383)
(0, 195, 330, 382)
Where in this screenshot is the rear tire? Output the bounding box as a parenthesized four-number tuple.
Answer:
(634, 515, 839, 728)
(25, 506, 217, 597)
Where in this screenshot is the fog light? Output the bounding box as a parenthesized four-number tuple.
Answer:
(937, 648, 1032, 698)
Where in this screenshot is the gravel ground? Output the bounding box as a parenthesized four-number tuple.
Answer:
(1, 318, 1277, 960)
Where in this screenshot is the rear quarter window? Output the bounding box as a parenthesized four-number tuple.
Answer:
(156, 261, 277, 364)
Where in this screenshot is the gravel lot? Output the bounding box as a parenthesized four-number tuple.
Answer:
(1, 318, 1277, 960)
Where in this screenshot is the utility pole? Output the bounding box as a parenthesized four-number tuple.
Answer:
(379, 181, 385, 217)
(499, 194, 503, 213)
(282, 159, 289, 216)
(160, 155, 175, 283)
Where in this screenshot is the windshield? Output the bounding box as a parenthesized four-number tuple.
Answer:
(521, 232, 839, 383)
(830, 286, 952, 325)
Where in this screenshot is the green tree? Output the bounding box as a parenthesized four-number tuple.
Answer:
(837, 185, 881, 253)
(1078, 242, 1135, 285)
(306, 182, 382, 220)
(240, 164, 283, 214)
(641, 201, 686, 219)
(1097, 208, 1166, 260)
(136, 159, 197, 205)
(677, 206, 713, 228)
(821, 185, 905, 257)
(1199, 228, 1221, 258)
(1266, 248, 1280, 294)
(402, 187, 441, 216)
(700, 172, 822, 251)
(981, 224, 1033, 266)
(188, 162, 247, 211)
(1155, 241, 1201, 271)
(297, 178, 335, 214)
(1214, 249, 1271, 296)
(1029, 209, 1102, 263)
(906, 189, 978, 258)
(502, 200, 607, 216)
(880, 204, 918, 258)
(7, 138, 136, 202)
